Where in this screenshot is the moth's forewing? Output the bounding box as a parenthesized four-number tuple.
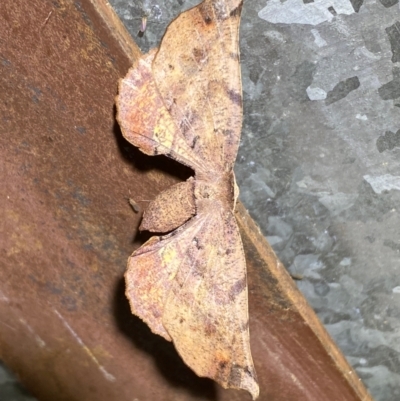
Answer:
(162, 208, 259, 399)
(125, 207, 258, 398)
(152, 0, 244, 175)
(116, 51, 203, 172)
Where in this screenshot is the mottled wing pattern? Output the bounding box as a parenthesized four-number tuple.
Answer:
(152, 0, 243, 175)
(117, 50, 205, 173)
(125, 216, 205, 341)
(118, 0, 243, 176)
(125, 208, 259, 399)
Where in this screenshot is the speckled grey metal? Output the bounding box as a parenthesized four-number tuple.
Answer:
(0, 362, 36, 401)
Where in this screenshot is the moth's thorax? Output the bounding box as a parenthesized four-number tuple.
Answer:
(194, 171, 238, 211)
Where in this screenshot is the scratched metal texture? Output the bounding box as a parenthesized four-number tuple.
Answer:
(0, 0, 372, 400)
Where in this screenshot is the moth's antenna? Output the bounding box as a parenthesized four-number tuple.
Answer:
(126, 197, 151, 213)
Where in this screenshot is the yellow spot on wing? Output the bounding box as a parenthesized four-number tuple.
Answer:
(161, 246, 177, 267)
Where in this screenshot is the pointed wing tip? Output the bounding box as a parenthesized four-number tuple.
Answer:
(231, 371, 259, 400)
(217, 375, 259, 399)
(206, 362, 259, 399)
(245, 378, 260, 400)
(223, 364, 259, 400)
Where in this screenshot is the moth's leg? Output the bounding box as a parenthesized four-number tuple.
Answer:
(140, 177, 195, 233)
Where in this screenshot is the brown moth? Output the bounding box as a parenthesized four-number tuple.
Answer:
(116, 0, 259, 398)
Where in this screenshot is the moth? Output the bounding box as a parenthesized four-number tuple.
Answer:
(116, 0, 259, 398)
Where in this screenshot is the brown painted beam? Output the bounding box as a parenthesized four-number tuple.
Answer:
(0, 0, 373, 400)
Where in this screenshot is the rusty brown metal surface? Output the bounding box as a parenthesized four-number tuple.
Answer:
(0, 0, 373, 400)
